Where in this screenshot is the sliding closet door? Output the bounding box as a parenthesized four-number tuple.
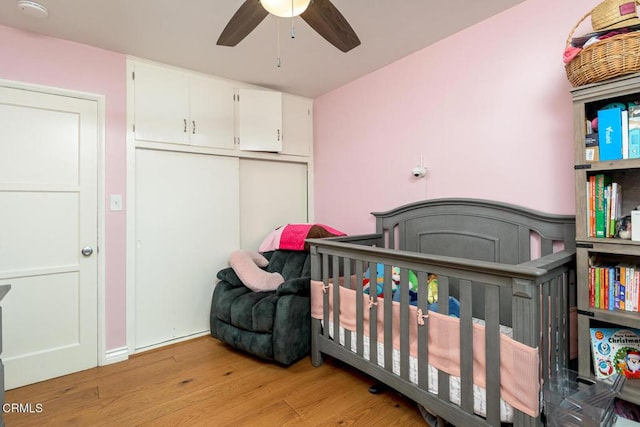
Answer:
(134, 149, 239, 350)
(240, 159, 308, 251)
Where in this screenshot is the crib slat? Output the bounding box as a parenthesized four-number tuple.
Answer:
(356, 261, 364, 357)
(417, 271, 429, 390)
(322, 253, 330, 339)
(332, 256, 341, 345)
(459, 279, 474, 414)
(370, 263, 378, 366)
(541, 237, 554, 257)
(551, 276, 560, 371)
(485, 285, 501, 426)
(384, 264, 393, 372)
(558, 272, 569, 371)
(542, 280, 550, 380)
(399, 268, 410, 380)
(343, 259, 352, 352)
(437, 276, 450, 402)
(518, 225, 531, 261)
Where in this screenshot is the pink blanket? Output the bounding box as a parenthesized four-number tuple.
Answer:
(311, 280, 540, 417)
(259, 224, 346, 252)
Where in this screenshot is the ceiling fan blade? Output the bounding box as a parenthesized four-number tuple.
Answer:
(217, 0, 269, 47)
(301, 0, 360, 52)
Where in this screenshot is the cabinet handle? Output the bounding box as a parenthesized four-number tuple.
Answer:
(192, 120, 196, 134)
(184, 119, 187, 133)
(277, 129, 280, 141)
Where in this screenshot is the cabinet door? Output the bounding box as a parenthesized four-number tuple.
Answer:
(239, 159, 308, 250)
(282, 94, 312, 156)
(189, 75, 235, 150)
(133, 63, 190, 144)
(237, 88, 282, 152)
(134, 149, 239, 350)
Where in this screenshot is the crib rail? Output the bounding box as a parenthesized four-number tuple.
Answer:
(307, 237, 576, 427)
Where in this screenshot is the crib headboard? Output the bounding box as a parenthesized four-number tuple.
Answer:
(372, 198, 576, 264)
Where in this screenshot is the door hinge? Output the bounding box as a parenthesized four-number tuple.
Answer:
(132, 71, 135, 80)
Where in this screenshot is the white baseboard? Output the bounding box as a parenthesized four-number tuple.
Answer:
(132, 331, 210, 355)
(103, 346, 129, 365)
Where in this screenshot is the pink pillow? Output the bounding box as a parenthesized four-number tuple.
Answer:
(228, 250, 284, 292)
(258, 228, 284, 252)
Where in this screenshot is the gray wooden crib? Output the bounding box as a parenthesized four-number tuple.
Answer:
(306, 198, 576, 427)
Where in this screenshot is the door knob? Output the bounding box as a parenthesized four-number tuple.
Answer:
(81, 246, 94, 257)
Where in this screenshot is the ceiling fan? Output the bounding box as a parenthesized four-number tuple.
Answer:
(217, 0, 360, 53)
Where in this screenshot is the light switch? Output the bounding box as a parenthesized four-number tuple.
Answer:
(110, 194, 123, 211)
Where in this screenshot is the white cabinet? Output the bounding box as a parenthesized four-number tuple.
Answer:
(132, 62, 235, 149)
(127, 59, 314, 352)
(282, 94, 313, 156)
(236, 88, 282, 152)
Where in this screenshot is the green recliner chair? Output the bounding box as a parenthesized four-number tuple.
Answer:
(209, 250, 311, 366)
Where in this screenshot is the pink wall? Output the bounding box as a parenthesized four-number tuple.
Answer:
(0, 25, 127, 350)
(0, 0, 603, 351)
(313, 0, 600, 235)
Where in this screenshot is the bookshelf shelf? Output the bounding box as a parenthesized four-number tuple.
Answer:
(577, 159, 640, 171)
(577, 239, 640, 250)
(573, 72, 640, 403)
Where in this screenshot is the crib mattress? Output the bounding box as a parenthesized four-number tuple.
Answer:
(327, 320, 515, 423)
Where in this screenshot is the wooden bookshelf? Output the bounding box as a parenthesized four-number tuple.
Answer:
(572, 73, 640, 405)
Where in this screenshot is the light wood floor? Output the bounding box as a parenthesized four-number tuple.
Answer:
(4, 336, 426, 426)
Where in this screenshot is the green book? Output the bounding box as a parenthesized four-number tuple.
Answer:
(595, 174, 612, 238)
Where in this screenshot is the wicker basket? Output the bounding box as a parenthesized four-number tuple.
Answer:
(565, 2, 640, 87)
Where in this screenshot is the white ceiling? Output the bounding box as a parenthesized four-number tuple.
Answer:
(0, 0, 525, 98)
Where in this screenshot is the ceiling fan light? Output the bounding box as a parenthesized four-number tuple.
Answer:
(17, 0, 48, 18)
(261, 0, 311, 18)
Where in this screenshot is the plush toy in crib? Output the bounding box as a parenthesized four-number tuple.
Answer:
(363, 264, 396, 297)
(425, 274, 460, 316)
(363, 264, 418, 297)
(390, 273, 461, 317)
(427, 274, 437, 304)
(391, 272, 434, 307)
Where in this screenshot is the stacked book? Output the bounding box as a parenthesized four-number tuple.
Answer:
(586, 173, 622, 238)
(587, 104, 640, 162)
(588, 259, 640, 312)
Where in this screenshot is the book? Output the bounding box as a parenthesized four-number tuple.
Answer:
(629, 105, 640, 159)
(590, 266, 596, 308)
(589, 175, 596, 237)
(623, 110, 630, 159)
(598, 108, 624, 161)
(608, 182, 622, 237)
(586, 132, 600, 162)
(634, 211, 640, 242)
(595, 173, 612, 238)
(590, 327, 640, 379)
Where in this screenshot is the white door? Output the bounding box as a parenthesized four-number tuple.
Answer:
(134, 149, 239, 350)
(240, 160, 308, 250)
(0, 86, 98, 389)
